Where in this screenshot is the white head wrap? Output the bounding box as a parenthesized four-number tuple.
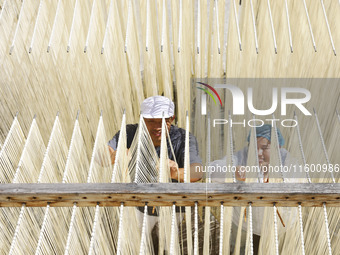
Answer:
(141, 96, 175, 118)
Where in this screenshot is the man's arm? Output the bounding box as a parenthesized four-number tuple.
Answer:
(169, 160, 203, 182)
(108, 146, 117, 165)
(110, 149, 203, 182)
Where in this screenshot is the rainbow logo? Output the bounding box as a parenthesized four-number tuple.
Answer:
(196, 82, 223, 107)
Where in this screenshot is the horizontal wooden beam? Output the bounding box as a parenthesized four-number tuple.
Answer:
(0, 183, 339, 207)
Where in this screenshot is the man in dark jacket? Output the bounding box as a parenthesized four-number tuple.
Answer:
(108, 95, 203, 182)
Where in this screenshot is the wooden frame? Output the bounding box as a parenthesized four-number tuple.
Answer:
(0, 183, 339, 207)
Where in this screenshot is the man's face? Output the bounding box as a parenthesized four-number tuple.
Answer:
(257, 137, 271, 165)
(144, 116, 175, 147)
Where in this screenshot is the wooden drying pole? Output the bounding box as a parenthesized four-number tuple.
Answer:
(0, 183, 339, 207)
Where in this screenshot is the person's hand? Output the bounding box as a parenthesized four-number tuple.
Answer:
(260, 162, 269, 183)
(169, 159, 179, 180)
(235, 166, 246, 181)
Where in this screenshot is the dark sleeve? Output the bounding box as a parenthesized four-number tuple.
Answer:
(108, 131, 119, 150)
(108, 124, 138, 150)
(176, 131, 202, 168)
(189, 133, 202, 165)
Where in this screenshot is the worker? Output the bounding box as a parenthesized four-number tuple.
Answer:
(108, 96, 203, 253)
(236, 124, 287, 182)
(108, 95, 203, 183)
(210, 124, 297, 255)
(210, 124, 288, 183)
